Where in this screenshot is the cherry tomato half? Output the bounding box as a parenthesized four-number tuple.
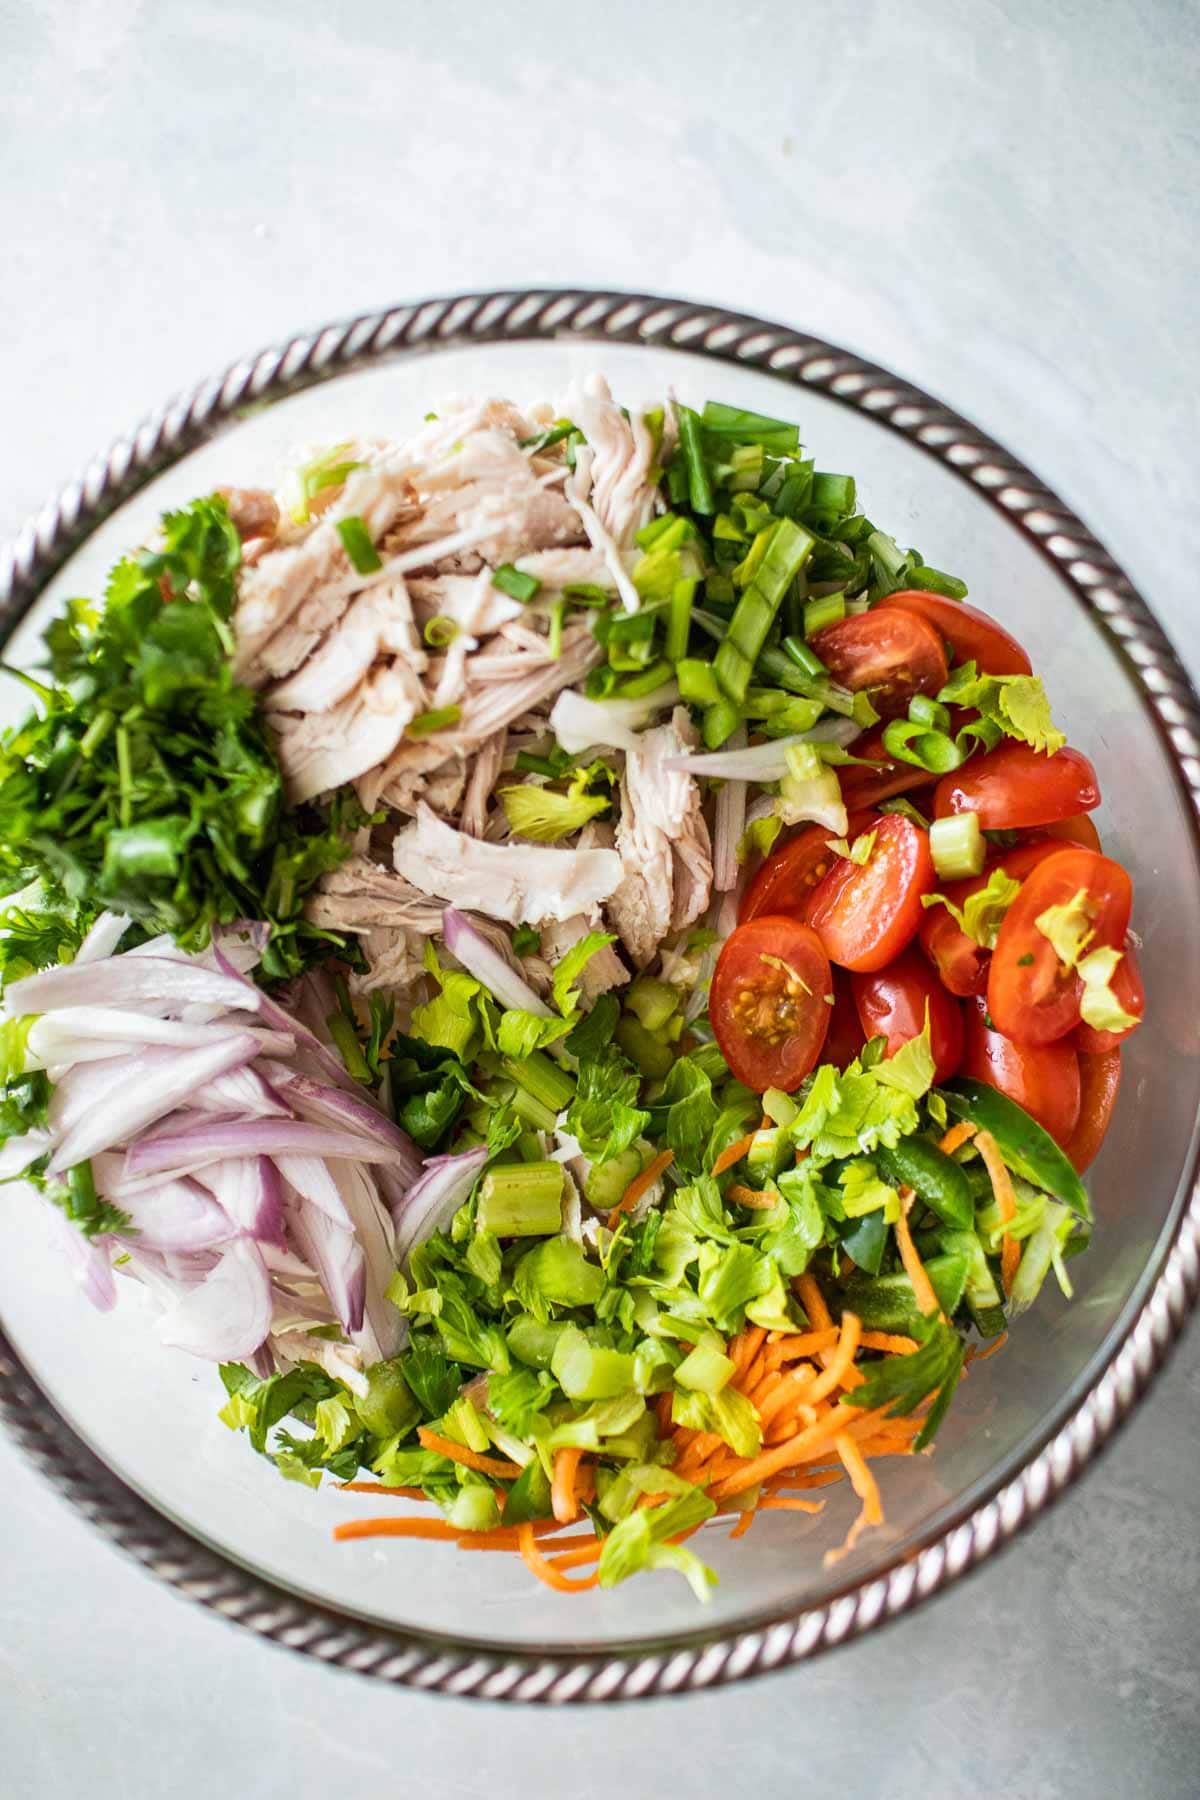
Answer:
(709, 916, 833, 1093)
(739, 811, 875, 924)
(852, 948, 964, 1083)
(1074, 940, 1144, 1054)
(823, 971, 867, 1069)
(876, 591, 1032, 676)
(839, 728, 940, 811)
(1062, 1049, 1123, 1173)
(934, 741, 1101, 830)
(1033, 813, 1103, 852)
(806, 813, 934, 973)
(961, 997, 1082, 1147)
(916, 839, 1068, 999)
(988, 847, 1132, 1045)
(809, 610, 948, 721)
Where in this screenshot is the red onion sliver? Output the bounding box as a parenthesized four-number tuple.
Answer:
(443, 907, 552, 1016)
(9, 956, 258, 1018)
(288, 1201, 366, 1335)
(126, 1117, 412, 1177)
(74, 911, 132, 964)
(195, 1157, 286, 1246)
(392, 1146, 488, 1268)
(114, 1178, 235, 1252)
(158, 1237, 274, 1362)
(275, 1153, 354, 1228)
(44, 1204, 117, 1313)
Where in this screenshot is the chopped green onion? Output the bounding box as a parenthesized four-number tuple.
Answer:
(929, 812, 985, 881)
(562, 582, 611, 606)
(492, 563, 541, 603)
(782, 635, 828, 680)
(619, 659, 675, 699)
(475, 1161, 564, 1237)
(548, 599, 565, 661)
(906, 564, 969, 601)
(677, 406, 715, 515)
(292, 443, 360, 522)
(808, 471, 856, 514)
(700, 401, 801, 454)
(423, 614, 460, 648)
(714, 519, 815, 702)
(666, 577, 695, 663)
(803, 591, 846, 637)
(336, 516, 382, 575)
(518, 420, 575, 452)
(677, 659, 722, 706)
(881, 717, 966, 774)
(408, 705, 462, 738)
(702, 699, 741, 749)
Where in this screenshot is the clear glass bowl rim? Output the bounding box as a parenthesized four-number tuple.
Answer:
(1, 288, 1197, 1704)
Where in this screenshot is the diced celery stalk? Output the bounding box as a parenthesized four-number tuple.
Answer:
(1009, 1201, 1074, 1313)
(509, 1085, 558, 1132)
(938, 1228, 1002, 1311)
(929, 812, 985, 881)
(444, 1395, 491, 1452)
(513, 1238, 604, 1309)
(552, 1330, 638, 1400)
(714, 518, 815, 702)
(762, 1086, 799, 1127)
(475, 1161, 563, 1237)
(745, 1128, 789, 1184)
(674, 1341, 736, 1395)
(804, 590, 846, 637)
(356, 1359, 420, 1439)
(584, 1146, 645, 1212)
(445, 1486, 501, 1533)
(677, 659, 722, 705)
(502, 1050, 575, 1114)
(627, 976, 679, 1033)
(615, 1015, 674, 1080)
(507, 1314, 568, 1369)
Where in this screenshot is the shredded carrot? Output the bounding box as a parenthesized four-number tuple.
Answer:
(975, 1129, 1020, 1295)
(731, 1325, 767, 1377)
(334, 1517, 465, 1543)
(893, 1196, 943, 1320)
(970, 1330, 1010, 1363)
(729, 1509, 758, 1539)
(800, 1310, 862, 1405)
(754, 1365, 816, 1429)
(416, 1428, 523, 1480)
(728, 1183, 780, 1210)
(766, 1467, 844, 1494)
(712, 1133, 758, 1177)
(824, 1430, 884, 1564)
(938, 1119, 978, 1156)
(607, 1147, 674, 1230)
(456, 1520, 570, 1550)
(552, 1447, 584, 1524)
(770, 1327, 840, 1359)
(518, 1521, 600, 1592)
(758, 1495, 826, 1515)
(794, 1271, 833, 1331)
(708, 1402, 891, 1500)
(547, 1540, 604, 1573)
(337, 1482, 428, 1499)
(859, 1331, 920, 1354)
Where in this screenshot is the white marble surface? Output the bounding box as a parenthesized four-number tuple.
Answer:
(1, 1, 1198, 1793)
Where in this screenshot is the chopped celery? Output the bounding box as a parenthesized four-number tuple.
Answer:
(552, 1327, 638, 1400)
(745, 1127, 790, 1184)
(674, 1339, 735, 1394)
(502, 1050, 575, 1114)
(507, 1314, 568, 1369)
(584, 1146, 645, 1212)
(615, 1015, 674, 1080)
(761, 1087, 798, 1127)
(626, 976, 679, 1033)
(356, 1360, 420, 1438)
(475, 1162, 563, 1237)
(929, 812, 985, 881)
(513, 1237, 604, 1310)
(445, 1486, 501, 1533)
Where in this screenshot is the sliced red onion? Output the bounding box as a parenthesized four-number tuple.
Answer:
(392, 1146, 488, 1268)
(287, 1201, 366, 1334)
(75, 911, 132, 964)
(44, 1204, 117, 1312)
(274, 1153, 354, 1228)
(126, 1117, 412, 1178)
(195, 1157, 285, 1246)
(277, 1072, 422, 1181)
(443, 907, 552, 1016)
(113, 1178, 235, 1252)
(189, 1064, 291, 1119)
(327, 1159, 405, 1359)
(0, 1128, 53, 1179)
(47, 1033, 261, 1175)
(158, 1237, 273, 1362)
(8, 956, 259, 1019)
(261, 1242, 316, 1279)
(208, 940, 360, 1095)
(246, 1343, 276, 1380)
(712, 726, 747, 892)
(663, 715, 862, 780)
(549, 683, 680, 753)
(26, 1007, 292, 1063)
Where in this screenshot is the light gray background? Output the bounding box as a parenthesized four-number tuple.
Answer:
(1, 2, 1197, 1794)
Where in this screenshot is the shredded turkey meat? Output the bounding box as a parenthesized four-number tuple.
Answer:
(393, 803, 623, 926)
(607, 708, 714, 968)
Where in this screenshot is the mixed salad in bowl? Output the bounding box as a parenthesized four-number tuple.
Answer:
(0, 381, 1144, 1598)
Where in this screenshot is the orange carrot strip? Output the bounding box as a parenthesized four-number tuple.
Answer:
(805, 1311, 863, 1404)
(552, 1448, 583, 1525)
(740, 1348, 770, 1394)
(416, 1428, 523, 1480)
(731, 1325, 767, 1377)
(859, 1331, 920, 1354)
(337, 1482, 428, 1499)
(607, 1147, 675, 1230)
(824, 1430, 884, 1564)
(771, 1328, 841, 1360)
(754, 1365, 817, 1429)
(729, 1509, 758, 1539)
(334, 1517, 464, 1543)
(766, 1467, 844, 1494)
(893, 1199, 943, 1319)
(938, 1119, 978, 1156)
(758, 1495, 826, 1515)
(794, 1271, 833, 1332)
(712, 1133, 757, 1178)
(547, 1540, 604, 1573)
(974, 1129, 1020, 1295)
(708, 1402, 891, 1500)
(728, 1183, 780, 1210)
(971, 1330, 1010, 1363)
(518, 1521, 600, 1592)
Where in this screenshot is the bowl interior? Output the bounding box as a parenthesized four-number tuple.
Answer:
(1, 336, 1197, 1656)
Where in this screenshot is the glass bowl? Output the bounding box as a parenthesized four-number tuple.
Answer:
(1, 292, 1197, 1702)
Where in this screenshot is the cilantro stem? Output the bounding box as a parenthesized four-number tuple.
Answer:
(115, 725, 132, 828)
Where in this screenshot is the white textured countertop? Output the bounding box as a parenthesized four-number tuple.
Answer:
(1, 3, 1197, 1794)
